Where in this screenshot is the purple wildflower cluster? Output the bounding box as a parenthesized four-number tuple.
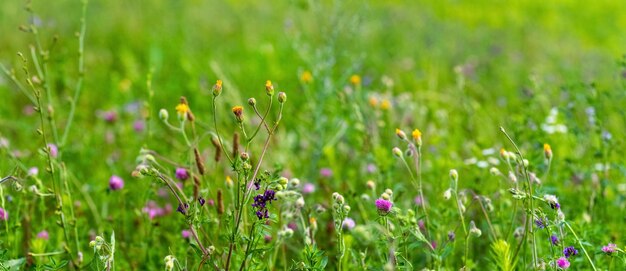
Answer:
(142, 201, 172, 219)
(252, 189, 277, 220)
(602, 243, 617, 254)
(550, 235, 559, 246)
(563, 246, 578, 258)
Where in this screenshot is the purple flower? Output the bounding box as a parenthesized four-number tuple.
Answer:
(47, 144, 58, 158)
(556, 257, 570, 269)
(535, 218, 545, 229)
(366, 164, 377, 173)
(342, 218, 356, 230)
(28, 167, 39, 176)
(551, 235, 559, 246)
(198, 197, 206, 206)
(37, 230, 49, 240)
(182, 230, 191, 238)
(563, 246, 578, 258)
(102, 110, 117, 123)
(0, 208, 7, 221)
(320, 168, 332, 178)
(448, 231, 456, 242)
(175, 168, 189, 181)
(375, 198, 393, 214)
(133, 120, 145, 133)
(251, 189, 277, 220)
(302, 183, 315, 194)
(177, 203, 190, 215)
(602, 243, 617, 255)
(287, 222, 297, 231)
(109, 175, 124, 191)
(414, 195, 424, 206)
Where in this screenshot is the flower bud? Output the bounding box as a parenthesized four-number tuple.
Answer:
(265, 80, 275, 96)
(443, 188, 452, 200)
(395, 128, 407, 140)
(508, 171, 517, 183)
(278, 177, 288, 186)
(366, 180, 375, 190)
(289, 178, 300, 187)
(381, 192, 390, 200)
(295, 197, 305, 208)
(335, 195, 345, 204)
(159, 109, 169, 121)
(240, 152, 249, 161)
(543, 144, 552, 160)
(248, 98, 257, 106)
(278, 92, 287, 103)
(489, 167, 501, 176)
(412, 129, 423, 146)
(208, 246, 215, 254)
(392, 147, 403, 158)
(212, 79, 223, 97)
(232, 106, 244, 122)
(469, 221, 482, 237)
(384, 189, 393, 196)
(343, 205, 351, 213)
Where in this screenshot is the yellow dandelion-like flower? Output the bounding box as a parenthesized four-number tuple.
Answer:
(301, 71, 313, 84)
(212, 79, 223, 96)
(350, 75, 361, 86)
(412, 129, 422, 146)
(175, 103, 190, 118)
(380, 99, 391, 110)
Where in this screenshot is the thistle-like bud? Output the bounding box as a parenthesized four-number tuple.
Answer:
(159, 109, 169, 121)
(265, 80, 275, 96)
(212, 79, 223, 97)
(248, 98, 257, 106)
(392, 147, 403, 158)
(278, 177, 289, 186)
(278, 92, 287, 103)
(289, 178, 300, 187)
(395, 128, 407, 140)
(366, 180, 376, 190)
(232, 106, 244, 122)
(335, 195, 345, 205)
(384, 188, 393, 196)
(343, 205, 351, 213)
(381, 192, 391, 200)
(240, 152, 249, 161)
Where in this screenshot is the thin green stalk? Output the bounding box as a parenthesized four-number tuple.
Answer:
(212, 97, 233, 164)
(564, 222, 597, 271)
(61, 0, 88, 147)
(500, 127, 538, 267)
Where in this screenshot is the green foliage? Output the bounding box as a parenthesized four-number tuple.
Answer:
(490, 239, 516, 271)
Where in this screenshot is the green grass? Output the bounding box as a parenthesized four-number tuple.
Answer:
(1, 0, 626, 270)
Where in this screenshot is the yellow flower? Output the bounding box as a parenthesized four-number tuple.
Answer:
(301, 71, 313, 84)
(175, 103, 190, 118)
(412, 129, 422, 146)
(380, 99, 391, 110)
(544, 144, 552, 160)
(226, 176, 233, 188)
(350, 75, 361, 86)
(212, 79, 223, 97)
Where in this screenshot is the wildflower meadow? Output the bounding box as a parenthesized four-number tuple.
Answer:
(1, 0, 626, 270)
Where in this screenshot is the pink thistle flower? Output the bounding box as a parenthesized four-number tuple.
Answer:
(109, 175, 124, 191)
(37, 230, 49, 240)
(375, 198, 393, 214)
(556, 257, 570, 269)
(182, 230, 191, 238)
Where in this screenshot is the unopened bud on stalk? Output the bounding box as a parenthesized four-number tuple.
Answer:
(412, 129, 422, 146)
(278, 92, 287, 103)
(366, 180, 376, 190)
(240, 152, 249, 161)
(212, 79, 223, 97)
(392, 147, 403, 158)
(232, 106, 244, 122)
(381, 192, 390, 200)
(469, 221, 482, 237)
(248, 98, 256, 106)
(543, 144, 552, 161)
(278, 177, 288, 186)
(295, 197, 305, 208)
(443, 188, 452, 200)
(265, 80, 275, 96)
(508, 171, 517, 183)
(159, 109, 169, 121)
(449, 169, 459, 187)
(489, 167, 501, 176)
(395, 128, 407, 140)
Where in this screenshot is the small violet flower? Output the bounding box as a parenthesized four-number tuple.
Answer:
(109, 175, 124, 191)
(175, 168, 189, 181)
(602, 243, 617, 255)
(181, 230, 191, 238)
(47, 144, 58, 158)
(550, 235, 559, 246)
(37, 230, 49, 240)
(563, 246, 578, 258)
(320, 168, 332, 178)
(342, 218, 356, 230)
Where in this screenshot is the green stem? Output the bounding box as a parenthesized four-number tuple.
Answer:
(564, 222, 597, 271)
